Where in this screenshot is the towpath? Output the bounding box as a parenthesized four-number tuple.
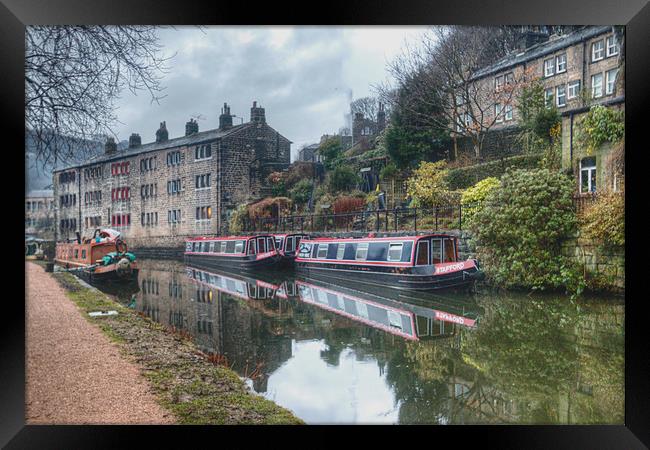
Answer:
(25, 262, 175, 424)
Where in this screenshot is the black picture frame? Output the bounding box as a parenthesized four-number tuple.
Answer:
(4, 0, 648, 446)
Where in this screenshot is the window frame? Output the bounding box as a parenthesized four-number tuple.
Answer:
(580, 157, 597, 194)
(567, 80, 581, 99)
(591, 73, 604, 98)
(555, 53, 567, 73)
(606, 68, 618, 95)
(606, 35, 619, 57)
(592, 39, 604, 62)
(355, 242, 369, 261)
(387, 243, 403, 262)
(544, 58, 555, 77)
(494, 103, 503, 123)
(556, 85, 567, 107)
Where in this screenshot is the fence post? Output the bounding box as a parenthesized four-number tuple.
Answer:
(385, 209, 388, 232)
(375, 210, 380, 232)
(394, 210, 398, 231)
(414, 207, 417, 232)
(459, 203, 462, 231)
(435, 206, 438, 231)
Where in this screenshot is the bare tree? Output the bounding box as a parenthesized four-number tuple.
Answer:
(350, 96, 389, 122)
(25, 26, 174, 168)
(385, 26, 533, 159)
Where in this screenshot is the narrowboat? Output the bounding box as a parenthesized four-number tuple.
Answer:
(184, 234, 281, 272)
(294, 233, 484, 291)
(54, 228, 138, 282)
(272, 233, 311, 266)
(279, 277, 480, 340)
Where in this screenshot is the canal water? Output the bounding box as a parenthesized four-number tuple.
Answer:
(103, 258, 624, 425)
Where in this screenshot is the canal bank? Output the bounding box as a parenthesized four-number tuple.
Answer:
(26, 262, 303, 425)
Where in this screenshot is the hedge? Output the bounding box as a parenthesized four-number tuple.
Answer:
(446, 154, 543, 190)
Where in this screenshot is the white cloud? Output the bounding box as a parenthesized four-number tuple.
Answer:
(112, 26, 428, 161)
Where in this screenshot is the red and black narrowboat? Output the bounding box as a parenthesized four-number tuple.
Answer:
(184, 234, 281, 272)
(54, 228, 138, 282)
(272, 233, 310, 266)
(294, 233, 484, 291)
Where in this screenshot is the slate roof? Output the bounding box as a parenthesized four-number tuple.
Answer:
(55, 121, 276, 172)
(26, 189, 54, 198)
(471, 26, 613, 81)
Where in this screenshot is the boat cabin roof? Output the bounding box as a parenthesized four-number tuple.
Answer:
(186, 234, 274, 242)
(306, 234, 457, 243)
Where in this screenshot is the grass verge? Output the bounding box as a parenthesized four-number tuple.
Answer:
(51, 271, 304, 425)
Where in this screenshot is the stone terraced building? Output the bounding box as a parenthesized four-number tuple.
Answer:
(53, 101, 291, 248)
(455, 25, 624, 193)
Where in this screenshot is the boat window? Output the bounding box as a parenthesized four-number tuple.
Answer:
(317, 244, 328, 259)
(388, 310, 403, 330)
(416, 316, 431, 337)
(401, 241, 413, 262)
(209, 241, 215, 253)
(416, 240, 429, 265)
(81, 249, 86, 259)
(248, 240, 256, 255)
(343, 243, 357, 260)
(258, 238, 267, 253)
(327, 243, 339, 259)
(356, 243, 369, 260)
(367, 243, 389, 261)
(443, 238, 456, 262)
(267, 237, 274, 251)
(387, 243, 403, 262)
(225, 241, 236, 253)
(234, 240, 244, 253)
(286, 237, 294, 252)
(336, 243, 345, 259)
(311, 244, 319, 258)
(185, 242, 193, 252)
(431, 239, 442, 264)
(220, 242, 227, 253)
(275, 237, 284, 250)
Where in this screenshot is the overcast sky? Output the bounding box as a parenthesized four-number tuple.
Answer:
(113, 26, 428, 161)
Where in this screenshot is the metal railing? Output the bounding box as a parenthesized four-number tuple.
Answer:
(241, 195, 595, 234)
(242, 203, 467, 234)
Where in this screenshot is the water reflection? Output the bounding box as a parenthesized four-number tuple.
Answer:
(106, 258, 624, 424)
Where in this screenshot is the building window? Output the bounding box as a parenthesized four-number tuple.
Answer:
(167, 179, 181, 195)
(606, 68, 618, 95)
(580, 157, 597, 193)
(167, 151, 181, 166)
(556, 85, 567, 107)
(544, 58, 555, 77)
(494, 103, 503, 123)
(168, 209, 181, 224)
(606, 35, 619, 57)
(195, 144, 212, 161)
(195, 206, 212, 220)
(504, 104, 513, 121)
(195, 173, 211, 190)
(504, 72, 514, 85)
(495, 75, 504, 91)
(544, 88, 554, 107)
(591, 73, 603, 98)
(592, 39, 604, 61)
(555, 53, 567, 73)
(567, 80, 581, 99)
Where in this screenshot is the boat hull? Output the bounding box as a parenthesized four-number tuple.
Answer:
(183, 252, 281, 272)
(294, 261, 483, 292)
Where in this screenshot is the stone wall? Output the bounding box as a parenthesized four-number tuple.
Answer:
(561, 233, 625, 292)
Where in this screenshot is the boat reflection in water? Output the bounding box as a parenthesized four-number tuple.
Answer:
(184, 265, 480, 342)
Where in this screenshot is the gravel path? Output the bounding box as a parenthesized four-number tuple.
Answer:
(25, 262, 175, 424)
